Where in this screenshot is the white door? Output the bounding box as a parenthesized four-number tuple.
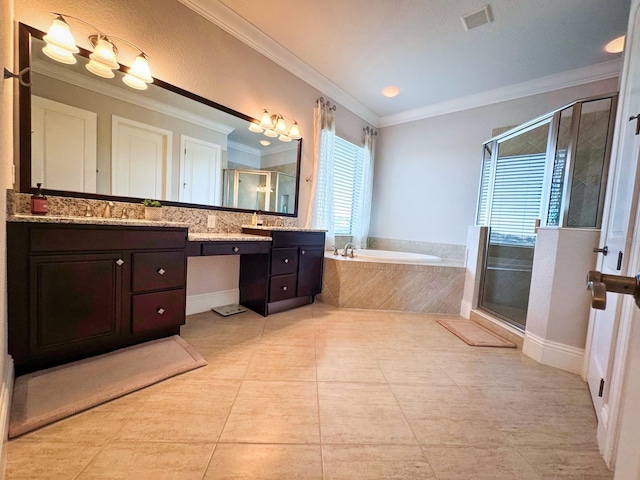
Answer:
(111, 116, 172, 200)
(31, 96, 97, 193)
(585, 0, 640, 467)
(179, 136, 222, 205)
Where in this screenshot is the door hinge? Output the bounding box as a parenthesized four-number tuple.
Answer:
(617, 251, 623, 271)
(599, 378, 605, 397)
(630, 114, 640, 135)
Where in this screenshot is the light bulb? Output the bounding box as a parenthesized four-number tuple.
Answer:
(90, 37, 119, 69)
(260, 110, 272, 128)
(43, 17, 78, 54)
(275, 116, 287, 133)
(289, 122, 301, 139)
(128, 54, 152, 83)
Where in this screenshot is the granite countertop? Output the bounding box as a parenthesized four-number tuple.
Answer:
(188, 232, 272, 242)
(7, 214, 190, 228)
(241, 225, 327, 232)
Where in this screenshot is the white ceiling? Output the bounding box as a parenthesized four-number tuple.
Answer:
(180, 0, 630, 126)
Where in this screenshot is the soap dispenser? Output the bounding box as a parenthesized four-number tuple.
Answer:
(251, 212, 258, 225)
(30, 183, 48, 215)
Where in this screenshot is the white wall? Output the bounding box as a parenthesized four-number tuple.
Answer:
(0, 0, 14, 470)
(371, 78, 619, 247)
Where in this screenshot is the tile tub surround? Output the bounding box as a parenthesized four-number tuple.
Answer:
(5, 304, 611, 479)
(368, 236, 466, 261)
(319, 255, 465, 314)
(7, 190, 297, 233)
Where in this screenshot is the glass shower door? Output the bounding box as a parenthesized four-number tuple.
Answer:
(479, 121, 550, 329)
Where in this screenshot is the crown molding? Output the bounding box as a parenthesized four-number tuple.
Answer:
(379, 59, 622, 127)
(178, 0, 380, 126)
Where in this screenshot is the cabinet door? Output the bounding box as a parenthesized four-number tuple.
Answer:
(29, 253, 123, 356)
(297, 248, 324, 297)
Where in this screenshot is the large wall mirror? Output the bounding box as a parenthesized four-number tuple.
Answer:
(18, 23, 301, 216)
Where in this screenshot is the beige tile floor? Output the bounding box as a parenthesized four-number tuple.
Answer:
(6, 302, 613, 480)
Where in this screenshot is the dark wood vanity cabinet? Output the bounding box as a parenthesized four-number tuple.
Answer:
(240, 229, 325, 316)
(8, 222, 188, 374)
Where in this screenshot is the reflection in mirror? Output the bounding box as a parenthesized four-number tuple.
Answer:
(23, 25, 301, 215)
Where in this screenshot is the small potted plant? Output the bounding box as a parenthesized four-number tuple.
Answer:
(143, 199, 163, 220)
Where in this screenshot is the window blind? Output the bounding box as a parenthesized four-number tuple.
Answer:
(333, 136, 364, 235)
(488, 153, 546, 245)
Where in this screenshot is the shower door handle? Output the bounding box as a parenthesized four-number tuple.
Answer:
(586, 270, 640, 310)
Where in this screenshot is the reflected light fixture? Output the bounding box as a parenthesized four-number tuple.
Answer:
(249, 109, 301, 142)
(605, 35, 625, 54)
(259, 140, 270, 146)
(42, 13, 154, 89)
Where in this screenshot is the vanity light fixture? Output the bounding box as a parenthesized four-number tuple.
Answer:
(42, 13, 154, 89)
(249, 109, 301, 142)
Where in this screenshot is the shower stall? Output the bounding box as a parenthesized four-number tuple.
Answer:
(476, 93, 618, 330)
(223, 168, 295, 214)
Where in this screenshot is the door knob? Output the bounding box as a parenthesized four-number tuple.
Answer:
(586, 270, 640, 310)
(593, 246, 609, 255)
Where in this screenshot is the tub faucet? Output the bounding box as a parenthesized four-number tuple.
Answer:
(342, 242, 353, 257)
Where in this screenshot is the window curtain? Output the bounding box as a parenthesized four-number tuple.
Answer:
(352, 126, 377, 249)
(305, 98, 336, 248)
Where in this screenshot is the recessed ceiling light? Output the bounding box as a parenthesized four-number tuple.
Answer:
(260, 140, 270, 146)
(382, 86, 400, 98)
(605, 35, 625, 53)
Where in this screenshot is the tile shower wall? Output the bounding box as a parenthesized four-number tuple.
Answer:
(320, 258, 464, 314)
(7, 190, 297, 233)
(367, 237, 466, 261)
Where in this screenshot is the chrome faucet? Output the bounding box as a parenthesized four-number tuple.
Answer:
(342, 242, 353, 257)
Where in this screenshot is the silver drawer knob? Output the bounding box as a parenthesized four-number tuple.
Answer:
(282, 286, 288, 291)
(116, 259, 124, 266)
(284, 258, 289, 263)
(157, 268, 165, 275)
(157, 308, 165, 315)
(233, 246, 239, 253)
(302, 250, 306, 255)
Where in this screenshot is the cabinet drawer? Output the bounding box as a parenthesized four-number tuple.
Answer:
(272, 231, 325, 248)
(30, 226, 187, 252)
(271, 248, 298, 276)
(201, 242, 270, 256)
(132, 251, 185, 292)
(269, 274, 297, 302)
(132, 289, 186, 333)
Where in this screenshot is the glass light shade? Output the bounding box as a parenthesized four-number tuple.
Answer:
(42, 43, 77, 64)
(278, 134, 292, 142)
(90, 38, 119, 69)
(122, 73, 148, 90)
(86, 58, 115, 78)
(288, 122, 301, 139)
(43, 17, 79, 54)
(128, 54, 153, 84)
(275, 116, 288, 133)
(260, 110, 272, 128)
(248, 123, 264, 133)
(264, 129, 278, 138)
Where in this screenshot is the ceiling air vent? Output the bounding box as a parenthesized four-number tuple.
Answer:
(461, 4, 493, 31)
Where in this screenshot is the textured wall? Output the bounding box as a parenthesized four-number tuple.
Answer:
(1, 0, 14, 470)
